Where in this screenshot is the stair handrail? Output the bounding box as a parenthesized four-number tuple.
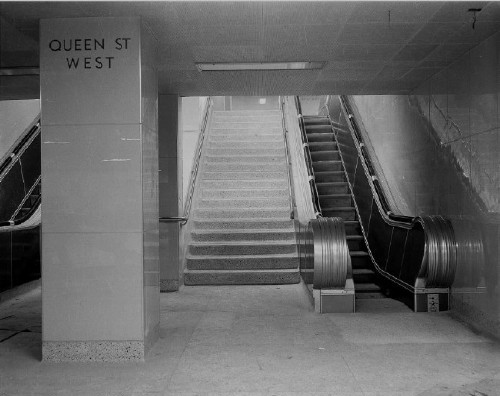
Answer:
(279, 96, 297, 220)
(182, 97, 213, 222)
(336, 95, 460, 290)
(294, 97, 322, 218)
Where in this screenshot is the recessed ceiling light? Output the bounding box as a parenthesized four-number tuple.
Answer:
(0, 67, 39, 76)
(196, 62, 325, 71)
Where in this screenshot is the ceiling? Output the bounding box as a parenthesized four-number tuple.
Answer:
(1, 1, 500, 99)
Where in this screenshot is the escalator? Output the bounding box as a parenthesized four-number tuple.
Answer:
(301, 116, 383, 300)
(294, 96, 477, 312)
(0, 116, 41, 294)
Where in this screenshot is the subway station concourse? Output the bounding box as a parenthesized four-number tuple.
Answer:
(1, 1, 500, 395)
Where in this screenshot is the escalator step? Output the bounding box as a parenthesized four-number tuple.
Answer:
(344, 220, 361, 234)
(350, 251, 370, 269)
(322, 207, 356, 220)
(319, 193, 352, 207)
(307, 133, 334, 143)
(310, 150, 340, 161)
(303, 116, 329, 125)
(309, 142, 337, 152)
(346, 235, 365, 251)
(316, 182, 349, 195)
(355, 283, 386, 299)
(312, 160, 342, 172)
(305, 125, 332, 133)
(314, 171, 345, 183)
(352, 268, 376, 283)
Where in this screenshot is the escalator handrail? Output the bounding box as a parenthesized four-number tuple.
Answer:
(183, 97, 213, 222)
(0, 116, 41, 181)
(0, 180, 41, 228)
(294, 97, 323, 218)
(279, 97, 297, 219)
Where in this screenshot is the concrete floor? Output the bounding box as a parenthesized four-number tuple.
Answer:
(0, 283, 499, 396)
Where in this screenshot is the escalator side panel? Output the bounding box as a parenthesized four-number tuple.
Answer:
(11, 227, 40, 288)
(399, 226, 425, 284)
(0, 232, 12, 293)
(385, 227, 408, 276)
(366, 206, 391, 271)
(0, 162, 26, 222)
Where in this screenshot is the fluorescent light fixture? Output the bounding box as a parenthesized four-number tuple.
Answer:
(0, 67, 39, 76)
(196, 62, 324, 72)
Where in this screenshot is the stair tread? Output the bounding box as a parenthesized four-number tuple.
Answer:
(353, 268, 375, 275)
(185, 268, 298, 273)
(355, 283, 382, 291)
(187, 252, 298, 259)
(319, 193, 351, 198)
(189, 240, 296, 246)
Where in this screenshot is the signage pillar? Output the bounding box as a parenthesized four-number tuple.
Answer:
(40, 17, 159, 361)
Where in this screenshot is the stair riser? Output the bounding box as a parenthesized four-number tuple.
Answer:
(213, 116, 281, 123)
(194, 209, 290, 219)
(208, 141, 283, 149)
(313, 162, 342, 172)
(322, 209, 356, 220)
(202, 171, 287, 180)
(186, 256, 299, 270)
(184, 271, 300, 285)
(201, 180, 288, 189)
(205, 155, 285, 164)
(210, 128, 282, 135)
(311, 151, 340, 161)
(199, 199, 289, 209)
(202, 189, 288, 199)
(209, 135, 283, 142)
(211, 123, 280, 130)
(189, 244, 297, 256)
(206, 148, 283, 156)
(320, 196, 352, 207)
(204, 163, 287, 172)
(193, 220, 294, 230)
(317, 184, 349, 194)
(191, 231, 295, 243)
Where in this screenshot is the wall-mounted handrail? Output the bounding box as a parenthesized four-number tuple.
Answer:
(279, 96, 297, 219)
(159, 216, 188, 225)
(182, 97, 213, 223)
(294, 97, 322, 218)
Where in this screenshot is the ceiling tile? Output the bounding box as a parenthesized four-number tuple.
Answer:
(430, 2, 489, 23)
(263, 24, 306, 47)
(192, 46, 265, 63)
(347, 1, 444, 23)
(337, 23, 422, 45)
(304, 3, 356, 25)
(409, 22, 466, 44)
(164, 2, 262, 26)
(425, 43, 476, 61)
(304, 25, 342, 46)
(329, 44, 404, 62)
(376, 65, 414, 80)
(393, 44, 439, 61)
(262, 2, 310, 25)
(400, 67, 442, 82)
(447, 21, 500, 44)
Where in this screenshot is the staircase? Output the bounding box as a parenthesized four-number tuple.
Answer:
(303, 116, 386, 299)
(184, 109, 300, 285)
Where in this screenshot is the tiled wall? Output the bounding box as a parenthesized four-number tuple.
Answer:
(413, 31, 500, 338)
(346, 31, 499, 337)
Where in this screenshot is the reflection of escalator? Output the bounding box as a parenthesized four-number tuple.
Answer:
(0, 117, 41, 293)
(302, 116, 384, 300)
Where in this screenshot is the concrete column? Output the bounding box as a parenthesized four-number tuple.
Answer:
(159, 95, 183, 291)
(40, 17, 159, 361)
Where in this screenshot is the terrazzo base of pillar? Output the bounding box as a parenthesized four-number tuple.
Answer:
(42, 341, 144, 362)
